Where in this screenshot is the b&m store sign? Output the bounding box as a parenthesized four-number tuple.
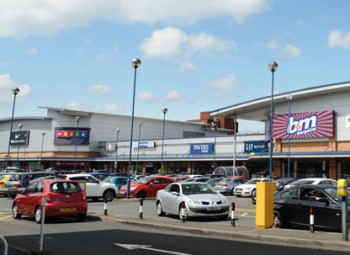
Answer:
(273, 110, 334, 139)
(54, 127, 90, 145)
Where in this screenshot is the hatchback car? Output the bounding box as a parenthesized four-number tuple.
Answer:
(156, 182, 230, 220)
(214, 178, 248, 195)
(118, 176, 173, 199)
(12, 179, 87, 223)
(273, 184, 350, 232)
(233, 178, 271, 197)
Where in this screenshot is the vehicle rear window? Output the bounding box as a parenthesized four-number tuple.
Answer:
(50, 182, 81, 193)
(9, 174, 21, 181)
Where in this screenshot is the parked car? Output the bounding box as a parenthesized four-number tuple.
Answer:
(102, 176, 129, 189)
(233, 178, 271, 197)
(205, 177, 225, 187)
(12, 179, 87, 223)
(273, 184, 350, 232)
(181, 177, 210, 183)
(156, 182, 230, 220)
(118, 176, 173, 199)
(283, 178, 337, 190)
(214, 178, 248, 195)
(2, 172, 55, 197)
(89, 172, 113, 181)
(65, 173, 118, 202)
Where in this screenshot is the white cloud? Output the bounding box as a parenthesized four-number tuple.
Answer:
(209, 74, 238, 89)
(165, 90, 182, 100)
(0, 0, 268, 38)
(104, 103, 123, 112)
(64, 102, 85, 111)
(0, 74, 31, 105)
(140, 27, 235, 70)
(283, 44, 301, 57)
(328, 30, 350, 50)
(88, 84, 111, 95)
(26, 48, 38, 55)
(138, 91, 155, 101)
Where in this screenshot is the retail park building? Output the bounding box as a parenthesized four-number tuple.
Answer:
(1, 81, 350, 180)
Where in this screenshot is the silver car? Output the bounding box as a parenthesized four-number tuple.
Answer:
(156, 182, 230, 220)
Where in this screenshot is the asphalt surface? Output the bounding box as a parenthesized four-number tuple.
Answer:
(88, 198, 350, 252)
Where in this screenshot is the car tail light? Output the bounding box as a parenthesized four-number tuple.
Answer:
(0, 182, 4, 185)
(223, 184, 227, 187)
(15, 180, 22, 187)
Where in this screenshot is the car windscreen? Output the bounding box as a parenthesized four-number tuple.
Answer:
(246, 179, 258, 184)
(50, 182, 82, 193)
(323, 187, 349, 202)
(181, 183, 217, 195)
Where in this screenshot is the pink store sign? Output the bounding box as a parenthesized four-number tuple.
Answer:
(273, 110, 334, 139)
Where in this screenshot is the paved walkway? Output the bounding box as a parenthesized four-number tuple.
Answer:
(88, 199, 350, 252)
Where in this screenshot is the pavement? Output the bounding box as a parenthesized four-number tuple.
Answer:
(88, 198, 350, 253)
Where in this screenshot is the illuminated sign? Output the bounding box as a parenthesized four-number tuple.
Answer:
(190, 143, 214, 155)
(273, 110, 334, 139)
(54, 127, 90, 145)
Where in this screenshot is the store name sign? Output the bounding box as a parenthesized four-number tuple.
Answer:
(273, 110, 334, 139)
(54, 127, 90, 145)
(190, 143, 214, 155)
(244, 141, 266, 153)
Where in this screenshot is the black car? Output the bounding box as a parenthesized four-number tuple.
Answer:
(273, 184, 350, 232)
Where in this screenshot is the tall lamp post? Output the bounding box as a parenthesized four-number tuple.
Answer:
(7, 87, 20, 167)
(211, 118, 218, 171)
(161, 107, 168, 174)
(286, 94, 293, 178)
(115, 128, 120, 172)
(268, 61, 278, 180)
(16, 123, 23, 167)
(74, 116, 80, 171)
(127, 58, 141, 199)
(136, 122, 142, 174)
(40, 132, 46, 169)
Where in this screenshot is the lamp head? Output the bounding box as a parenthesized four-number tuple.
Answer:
(268, 61, 278, 72)
(116, 128, 120, 133)
(18, 123, 23, 129)
(12, 87, 20, 95)
(286, 94, 293, 101)
(131, 58, 141, 69)
(139, 122, 142, 127)
(162, 108, 168, 114)
(75, 116, 81, 122)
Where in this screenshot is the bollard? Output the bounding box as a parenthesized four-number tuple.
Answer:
(231, 202, 236, 227)
(309, 207, 314, 233)
(180, 202, 186, 223)
(104, 196, 108, 216)
(139, 199, 143, 219)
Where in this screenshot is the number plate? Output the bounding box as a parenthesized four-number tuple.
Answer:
(207, 206, 220, 211)
(60, 207, 77, 212)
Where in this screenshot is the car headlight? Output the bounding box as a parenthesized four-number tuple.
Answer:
(188, 200, 201, 206)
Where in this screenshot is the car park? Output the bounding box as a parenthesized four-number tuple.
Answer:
(205, 177, 225, 187)
(156, 182, 230, 220)
(118, 176, 173, 199)
(214, 178, 248, 195)
(12, 179, 87, 223)
(65, 173, 118, 202)
(273, 184, 350, 232)
(283, 178, 337, 190)
(233, 178, 270, 197)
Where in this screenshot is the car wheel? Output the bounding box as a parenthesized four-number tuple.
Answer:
(12, 203, 21, 219)
(273, 210, 283, 228)
(231, 189, 235, 196)
(178, 203, 188, 222)
(156, 201, 165, 216)
(104, 190, 115, 202)
(77, 214, 86, 222)
(251, 190, 256, 204)
(35, 207, 42, 224)
(137, 190, 147, 199)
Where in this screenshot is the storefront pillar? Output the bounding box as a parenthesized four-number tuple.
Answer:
(329, 159, 337, 179)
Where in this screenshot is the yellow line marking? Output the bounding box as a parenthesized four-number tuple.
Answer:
(0, 215, 12, 220)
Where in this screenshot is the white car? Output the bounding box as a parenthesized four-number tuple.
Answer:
(65, 173, 118, 201)
(233, 178, 270, 197)
(283, 178, 337, 190)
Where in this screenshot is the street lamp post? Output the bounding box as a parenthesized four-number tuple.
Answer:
(268, 61, 278, 180)
(286, 95, 293, 178)
(17, 123, 23, 167)
(127, 58, 141, 199)
(161, 108, 168, 174)
(115, 128, 120, 172)
(40, 132, 46, 169)
(74, 116, 80, 171)
(136, 122, 142, 175)
(211, 118, 218, 170)
(7, 87, 20, 167)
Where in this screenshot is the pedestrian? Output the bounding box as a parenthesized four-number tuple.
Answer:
(22, 176, 31, 188)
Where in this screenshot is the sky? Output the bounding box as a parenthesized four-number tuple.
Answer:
(1, 0, 350, 132)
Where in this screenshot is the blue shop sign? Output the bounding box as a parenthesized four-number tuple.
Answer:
(244, 141, 266, 153)
(190, 143, 214, 155)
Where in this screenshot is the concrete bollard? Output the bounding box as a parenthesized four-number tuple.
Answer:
(231, 202, 236, 227)
(309, 207, 314, 233)
(104, 197, 108, 216)
(139, 199, 143, 219)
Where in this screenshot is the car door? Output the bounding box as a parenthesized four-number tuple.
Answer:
(147, 178, 171, 197)
(163, 184, 181, 214)
(85, 176, 101, 197)
(20, 182, 39, 215)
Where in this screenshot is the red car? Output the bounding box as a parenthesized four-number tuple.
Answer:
(12, 179, 87, 223)
(118, 176, 173, 199)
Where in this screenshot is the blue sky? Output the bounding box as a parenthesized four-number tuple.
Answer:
(0, 0, 350, 132)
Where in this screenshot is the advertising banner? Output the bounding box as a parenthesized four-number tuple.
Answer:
(273, 110, 334, 139)
(54, 127, 90, 145)
(190, 143, 214, 155)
